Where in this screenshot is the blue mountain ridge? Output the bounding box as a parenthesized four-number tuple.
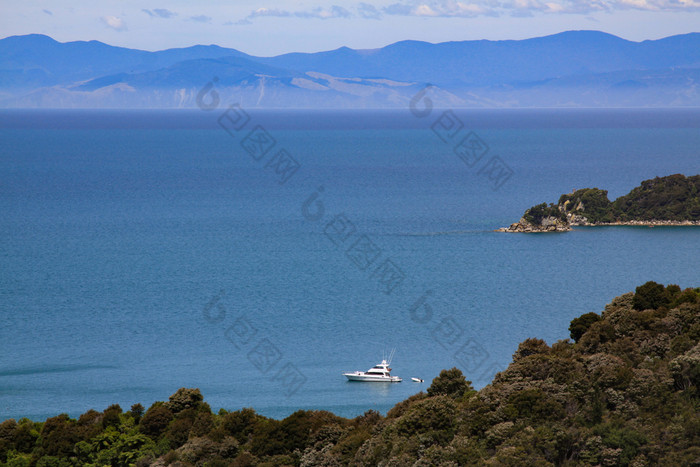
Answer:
(1, 30, 699, 108)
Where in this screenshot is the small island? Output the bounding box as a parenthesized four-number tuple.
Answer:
(498, 174, 700, 232)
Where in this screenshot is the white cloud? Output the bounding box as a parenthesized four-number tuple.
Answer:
(249, 7, 292, 18)
(358, 2, 383, 18)
(380, 0, 700, 16)
(233, 0, 700, 25)
(189, 15, 212, 23)
(296, 6, 353, 18)
(384, 1, 494, 17)
(142, 8, 177, 19)
(383, 3, 414, 14)
(241, 5, 354, 22)
(101, 15, 127, 31)
(414, 4, 439, 15)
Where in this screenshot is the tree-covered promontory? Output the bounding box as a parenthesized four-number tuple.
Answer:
(500, 174, 700, 232)
(2, 283, 699, 466)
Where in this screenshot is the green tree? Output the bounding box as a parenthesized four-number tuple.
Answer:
(569, 312, 602, 342)
(5, 450, 32, 467)
(139, 404, 173, 439)
(102, 404, 122, 429)
(0, 419, 17, 463)
(512, 338, 550, 361)
(593, 422, 646, 465)
(395, 396, 457, 441)
(504, 388, 565, 422)
(669, 344, 700, 391)
(671, 288, 700, 307)
(39, 414, 78, 458)
(164, 417, 193, 449)
(130, 403, 145, 423)
(427, 367, 473, 399)
(35, 455, 71, 467)
(221, 408, 261, 444)
(633, 281, 669, 310)
(165, 388, 203, 414)
(11, 421, 36, 454)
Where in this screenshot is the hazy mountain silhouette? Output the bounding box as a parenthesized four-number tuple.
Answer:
(1, 31, 699, 108)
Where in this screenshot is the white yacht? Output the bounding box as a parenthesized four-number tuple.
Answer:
(343, 353, 402, 382)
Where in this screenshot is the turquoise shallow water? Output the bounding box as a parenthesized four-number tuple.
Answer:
(1, 109, 699, 421)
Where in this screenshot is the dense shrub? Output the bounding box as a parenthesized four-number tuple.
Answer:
(101, 404, 122, 429)
(139, 404, 173, 439)
(427, 367, 474, 399)
(166, 388, 203, 414)
(129, 403, 144, 424)
(512, 338, 551, 360)
(569, 312, 602, 342)
(220, 408, 260, 444)
(39, 414, 78, 458)
(633, 281, 670, 310)
(504, 388, 565, 422)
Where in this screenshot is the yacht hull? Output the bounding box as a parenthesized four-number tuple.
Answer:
(344, 373, 402, 382)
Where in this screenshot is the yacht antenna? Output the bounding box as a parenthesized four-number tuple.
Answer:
(387, 348, 396, 366)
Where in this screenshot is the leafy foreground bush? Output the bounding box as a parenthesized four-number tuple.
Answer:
(1, 283, 698, 466)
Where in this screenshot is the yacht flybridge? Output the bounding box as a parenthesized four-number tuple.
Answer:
(343, 350, 402, 382)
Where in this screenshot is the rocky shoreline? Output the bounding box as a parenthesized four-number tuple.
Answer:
(496, 216, 570, 233)
(573, 219, 700, 227)
(497, 218, 700, 233)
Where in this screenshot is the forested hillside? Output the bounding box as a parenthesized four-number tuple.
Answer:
(559, 174, 700, 223)
(503, 174, 700, 231)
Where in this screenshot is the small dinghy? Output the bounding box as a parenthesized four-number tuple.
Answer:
(411, 378, 424, 383)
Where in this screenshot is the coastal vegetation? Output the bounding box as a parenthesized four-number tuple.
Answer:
(1, 282, 699, 466)
(560, 174, 700, 223)
(559, 188, 614, 224)
(522, 203, 567, 226)
(501, 174, 700, 232)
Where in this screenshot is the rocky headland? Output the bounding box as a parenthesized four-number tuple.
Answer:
(498, 174, 700, 233)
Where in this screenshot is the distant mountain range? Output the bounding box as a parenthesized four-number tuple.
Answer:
(1, 31, 699, 108)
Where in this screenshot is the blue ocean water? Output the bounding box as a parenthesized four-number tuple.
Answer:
(1, 109, 699, 421)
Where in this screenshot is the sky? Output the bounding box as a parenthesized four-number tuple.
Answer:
(2, 0, 699, 56)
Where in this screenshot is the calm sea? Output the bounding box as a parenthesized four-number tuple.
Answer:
(1, 108, 699, 421)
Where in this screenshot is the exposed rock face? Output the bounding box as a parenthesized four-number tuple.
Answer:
(567, 213, 589, 225)
(496, 216, 571, 233)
